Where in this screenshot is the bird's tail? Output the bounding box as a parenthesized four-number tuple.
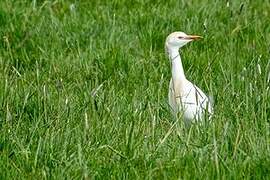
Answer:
(208, 94, 214, 119)
(209, 95, 214, 106)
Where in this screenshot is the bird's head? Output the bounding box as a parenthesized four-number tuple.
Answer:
(165, 31, 202, 50)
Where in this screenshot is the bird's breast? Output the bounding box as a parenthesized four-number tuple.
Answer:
(172, 78, 185, 97)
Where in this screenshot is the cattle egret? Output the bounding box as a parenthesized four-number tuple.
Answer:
(165, 31, 213, 122)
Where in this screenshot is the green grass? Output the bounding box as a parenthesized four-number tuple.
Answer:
(0, 0, 270, 179)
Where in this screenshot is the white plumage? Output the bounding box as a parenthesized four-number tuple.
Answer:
(166, 32, 213, 122)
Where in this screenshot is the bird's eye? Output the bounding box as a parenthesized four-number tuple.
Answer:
(178, 36, 184, 39)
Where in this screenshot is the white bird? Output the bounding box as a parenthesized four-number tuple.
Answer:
(165, 31, 213, 122)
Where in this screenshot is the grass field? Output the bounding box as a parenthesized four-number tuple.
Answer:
(0, 0, 270, 179)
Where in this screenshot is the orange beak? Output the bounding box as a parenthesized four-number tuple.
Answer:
(184, 35, 202, 40)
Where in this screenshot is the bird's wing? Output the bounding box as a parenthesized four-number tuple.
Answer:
(182, 81, 212, 111)
(192, 83, 213, 114)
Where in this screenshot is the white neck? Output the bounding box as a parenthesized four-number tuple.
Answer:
(167, 46, 186, 82)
